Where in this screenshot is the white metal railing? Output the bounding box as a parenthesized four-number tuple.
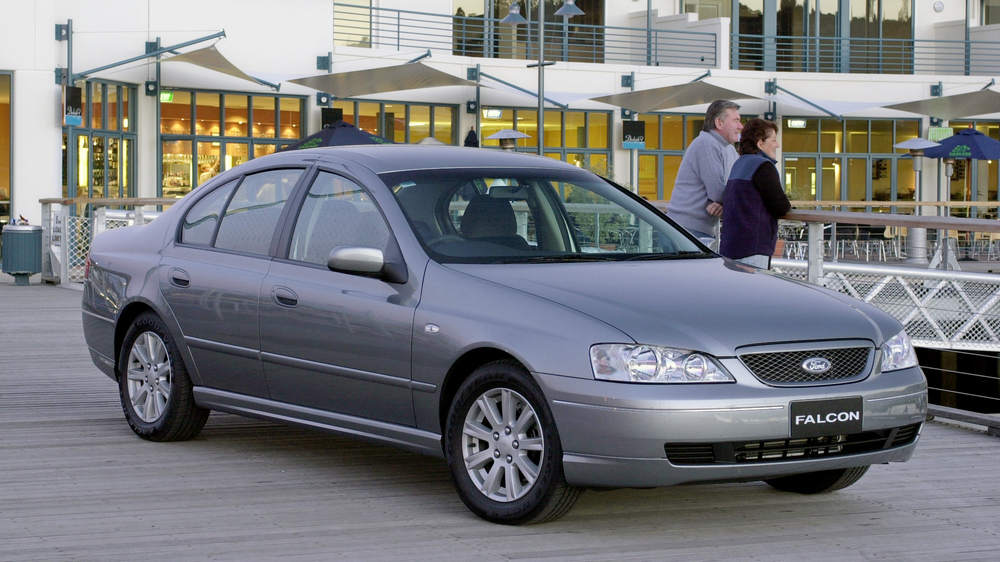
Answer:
(772, 259, 1000, 351)
(39, 198, 172, 284)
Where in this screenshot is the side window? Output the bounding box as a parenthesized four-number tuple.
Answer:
(180, 179, 238, 245)
(215, 169, 303, 255)
(288, 171, 391, 265)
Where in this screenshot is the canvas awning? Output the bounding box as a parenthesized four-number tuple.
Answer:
(590, 80, 760, 113)
(290, 62, 479, 99)
(884, 88, 1000, 121)
(157, 45, 270, 87)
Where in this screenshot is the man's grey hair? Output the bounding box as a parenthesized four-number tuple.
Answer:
(703, 100, 740, 132)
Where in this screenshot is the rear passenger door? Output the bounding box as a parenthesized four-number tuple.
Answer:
(259, 170, 418, 425)
(160, 168, 304, 397)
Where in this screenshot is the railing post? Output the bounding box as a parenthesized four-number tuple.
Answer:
(93, 206, 106, 239)
(807, 221, 824, 284)
(59, 205, 70, 285)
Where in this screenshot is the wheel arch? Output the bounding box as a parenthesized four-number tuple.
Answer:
(438, 347, 526, 435)
(113, 301, 157, 378)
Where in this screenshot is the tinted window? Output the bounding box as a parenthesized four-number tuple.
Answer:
(215, 169, 302, 255)
(180, 179, 238, 245)
(288, 171, 390, 265)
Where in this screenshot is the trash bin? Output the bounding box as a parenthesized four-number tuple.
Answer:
(1, 225, 43, 286)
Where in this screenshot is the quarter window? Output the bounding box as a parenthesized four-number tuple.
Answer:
(180, 178, 239, 245)
(288, 171, 390, 265)
(215, 169, 302, 255)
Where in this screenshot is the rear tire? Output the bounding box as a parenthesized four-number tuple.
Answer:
(764, 465, 870, 494)
(118, 312, 209, 442)
(445, 360, 583, 524)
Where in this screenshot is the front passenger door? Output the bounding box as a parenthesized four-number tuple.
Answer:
(259, 170, 418, 425)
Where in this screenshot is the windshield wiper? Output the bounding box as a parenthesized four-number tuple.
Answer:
(493, 254, 621, 264)
(623, 251, 715, 261)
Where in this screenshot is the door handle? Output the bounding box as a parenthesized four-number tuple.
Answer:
(272, 286, 299, 308)
(169, 268, 190, 288)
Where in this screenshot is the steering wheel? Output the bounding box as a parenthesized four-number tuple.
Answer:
(427, 234, 466, 247)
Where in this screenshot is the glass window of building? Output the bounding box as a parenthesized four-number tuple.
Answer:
(986, 0, 1000, 24)
(62, 81, 137, 206)
(480, 106, 611, 173)
(637, 113, 699, 200)
(332, 100, 457, 144)
(335, 0, 372, 48)
(1, 73, 10, 224)
(159, 89, 304, 198)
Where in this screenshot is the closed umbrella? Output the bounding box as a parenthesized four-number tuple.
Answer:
(279, 120, 394, 151)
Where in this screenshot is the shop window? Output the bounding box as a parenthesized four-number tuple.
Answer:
(197, 142, 221, 187)
(161, 91, 192, 135)
(0, 73, 10, 223)
(588, 113, 609, 149)
(895, 120, 919, 151)
(686, 117, 706, 148)
(163, 140, 193, 199)
(91, 84, 103, 130)
(845, 120, 868, 153)
(409, 105, 430, 143)
(334, 101, 355, 125)
(544, 110, 562, 148)
(252, 96, 276, 138)
(279, 98, 301, 139)
(196, 93, 220, 137)
(481, 108, 515, 148)
(638, 154, 658, 201)
(225, 95, 249, 137)
(519, 109, 539, 148)
(107, 87, 119, 132)
(565, 112, 585, 148)
(434, 106, 456, 144)
(638, 115, 660, 150)
(819, 120, 840, 153)
(821, 158, 840, 206)
(357, 102, 381, 136)
(785, 118, 819, 152)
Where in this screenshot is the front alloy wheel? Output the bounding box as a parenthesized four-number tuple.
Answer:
(445, 360, 582, 524)
(461, 387, 544, 502)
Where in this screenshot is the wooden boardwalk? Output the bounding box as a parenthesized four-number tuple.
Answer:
(3, 275, 1000, 561)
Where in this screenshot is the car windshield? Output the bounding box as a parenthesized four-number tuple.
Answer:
(382, 167, 709, 264)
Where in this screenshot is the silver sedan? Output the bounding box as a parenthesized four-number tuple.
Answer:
(82, 145, 926, 524)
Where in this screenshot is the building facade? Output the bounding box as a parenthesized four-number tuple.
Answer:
(2, 0, 998, 226)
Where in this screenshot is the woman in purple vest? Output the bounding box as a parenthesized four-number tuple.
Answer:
(719, 118, 791, 269)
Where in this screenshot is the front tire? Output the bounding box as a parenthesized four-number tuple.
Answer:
(764, 465, 870, 494)
(118, 312, 209, 442)
(445, 360, 582, 525)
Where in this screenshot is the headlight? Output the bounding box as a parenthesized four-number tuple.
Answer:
(881, 330, 918, 372)
(590, 344, 735, 383)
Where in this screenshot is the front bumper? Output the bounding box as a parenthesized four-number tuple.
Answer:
(535, 364, 927, 488)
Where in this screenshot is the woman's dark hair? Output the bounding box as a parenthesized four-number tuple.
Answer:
(738, 118, 778, 155)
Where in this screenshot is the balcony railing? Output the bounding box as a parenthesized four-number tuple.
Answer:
(732, 33, 1000, 75)
(333, 4, 1000, 77)
(333, 3, 717, 68)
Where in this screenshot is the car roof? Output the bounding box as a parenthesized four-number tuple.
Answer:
(252, 145, 588, 175)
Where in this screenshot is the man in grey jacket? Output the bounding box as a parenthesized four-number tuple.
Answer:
(666, 100, 742, 247)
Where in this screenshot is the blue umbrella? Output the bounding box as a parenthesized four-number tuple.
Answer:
(922, 128, 1000, 160)
(279, 120, 394, 151)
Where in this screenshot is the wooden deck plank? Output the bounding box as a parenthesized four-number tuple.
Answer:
(2, 277, 1000, 561)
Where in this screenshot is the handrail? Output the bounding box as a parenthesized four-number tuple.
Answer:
(39, 197, 180, 206)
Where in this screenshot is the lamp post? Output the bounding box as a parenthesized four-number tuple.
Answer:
(501, 1, 584, 156)
(893, 137, 940, 265)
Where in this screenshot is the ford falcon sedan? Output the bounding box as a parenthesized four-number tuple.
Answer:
(82, 145, 926, 525)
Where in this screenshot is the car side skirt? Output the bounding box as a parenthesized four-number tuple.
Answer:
(193, 387, 444, 458)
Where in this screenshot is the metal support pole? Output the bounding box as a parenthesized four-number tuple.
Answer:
(806, 221, 824, 284)
(537, 0, 546, 156)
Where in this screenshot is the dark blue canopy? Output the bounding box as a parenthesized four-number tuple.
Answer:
(922, 128, 1000, 160)
(279, 120, 394, 151)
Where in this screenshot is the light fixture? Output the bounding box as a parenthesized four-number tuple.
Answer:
(502, 1, 584, 156)
(787, 119, 807, 129)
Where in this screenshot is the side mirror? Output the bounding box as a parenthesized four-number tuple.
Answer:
(327, 245, 408, 284)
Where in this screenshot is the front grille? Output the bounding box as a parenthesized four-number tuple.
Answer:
(664, 423, 921, 465)
(740, 346, 872, 385)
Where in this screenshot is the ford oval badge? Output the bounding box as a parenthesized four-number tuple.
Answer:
(802, 357, 832, 374)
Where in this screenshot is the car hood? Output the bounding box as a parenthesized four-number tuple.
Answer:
(447, 258, 888, 356)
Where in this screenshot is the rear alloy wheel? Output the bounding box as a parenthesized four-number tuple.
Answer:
(119, 312, 208, 442)
(445, 360, 582, 525)
(764, 465, 870, 494)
